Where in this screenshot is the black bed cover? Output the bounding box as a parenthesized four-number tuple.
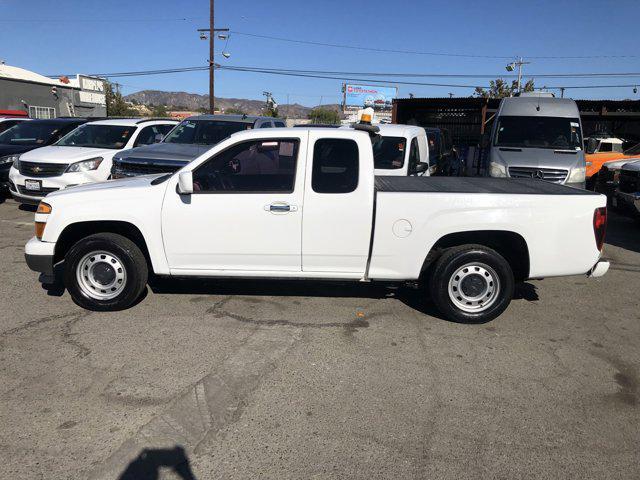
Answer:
(375, 176, 598, 196)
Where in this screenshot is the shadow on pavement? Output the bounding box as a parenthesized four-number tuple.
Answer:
(118, 446, 196, 480)
(606, 211, 640, 254)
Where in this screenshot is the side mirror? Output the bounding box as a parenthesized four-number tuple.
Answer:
(154, 133, 164, 143)
(414, 162, 428, 173)
(586, 137, 598, 154)
(177, 171, 193, 195)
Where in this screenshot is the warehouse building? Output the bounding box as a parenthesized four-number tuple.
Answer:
(0, 62, 106, 118)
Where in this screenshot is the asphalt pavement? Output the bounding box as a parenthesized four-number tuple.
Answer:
(0, 197, 638, 479)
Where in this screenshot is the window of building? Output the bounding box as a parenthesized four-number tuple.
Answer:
(193, 139, 299, 193)
(28, 106, 56, 119)
(312, 139, 359, 194)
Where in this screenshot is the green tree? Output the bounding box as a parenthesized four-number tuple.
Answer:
(263, 105, 279, 118)
(104, 81, 133, 117)
(308, 108, 340, 124)
(474, 78, 535, 99)
(151, 104, 169, 117)
(225, 107, 247, 115)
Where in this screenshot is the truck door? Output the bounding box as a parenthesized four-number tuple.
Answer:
(161, 134, 306, 272)
(301, 130, 374, 276)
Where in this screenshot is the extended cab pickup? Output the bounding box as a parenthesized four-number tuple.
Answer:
(25, 126, 610, 323)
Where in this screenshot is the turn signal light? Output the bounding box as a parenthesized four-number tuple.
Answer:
(593, 207, 607, 251)
(35, 222, 46, 239)
(36, 202, 52, 214)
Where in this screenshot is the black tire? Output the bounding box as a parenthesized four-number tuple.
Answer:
(429, 245, 514, 323)
(64, 233, 148, 311)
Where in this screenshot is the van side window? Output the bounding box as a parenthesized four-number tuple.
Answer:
(312, 139, 359, 194)
(259, 122, 273, 128)
(274, 121, 286, 128)
(193, 139, 299, 193)
(408, 138, 420, 174)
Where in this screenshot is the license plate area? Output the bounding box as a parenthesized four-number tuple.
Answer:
(24, 179, 41, 191)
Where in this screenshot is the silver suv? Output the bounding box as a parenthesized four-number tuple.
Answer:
(112, 114, 285, 178)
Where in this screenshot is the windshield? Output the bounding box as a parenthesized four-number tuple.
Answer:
(372, 136, 407, 169)
(0, 122, 62, 146)
(495, 116, 582, 150)
(56, 124, 136, 149)
(163, 120, 250, 145)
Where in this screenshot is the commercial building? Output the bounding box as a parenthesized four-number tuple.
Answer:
(0, 63, 106, 118)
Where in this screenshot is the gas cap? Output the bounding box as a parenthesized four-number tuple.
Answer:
(392, 219, 413, 238)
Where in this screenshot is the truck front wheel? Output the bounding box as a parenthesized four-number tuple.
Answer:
(64, 233, 148, 311)
(429, 245, 514, 323)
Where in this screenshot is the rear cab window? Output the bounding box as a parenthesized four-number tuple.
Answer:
(312, 139, 359, 193)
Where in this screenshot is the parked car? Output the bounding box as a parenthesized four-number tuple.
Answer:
(488, 93, 586, 188)
(0, 116, 31, 134)
(594, 158, 640, 206)
(616, 161, 640, 220)
(9, 118, 177, 204)
(1, 117, 89, 197)
(585, 136, 640, 188)
(111, 114, 284, 178)
(24, 124, 609, 323)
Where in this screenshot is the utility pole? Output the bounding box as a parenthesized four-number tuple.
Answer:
(209, 0, 214, 114)
(197, 0, 229, 114)
(559, 87, 565, 98)
(506, 57, 531, 94)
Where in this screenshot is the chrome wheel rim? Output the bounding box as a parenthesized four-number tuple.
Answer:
(448, 262, 500, 313)
(76, 250, 127, 300)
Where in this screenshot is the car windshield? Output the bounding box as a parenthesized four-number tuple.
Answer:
(163, 120, 250, 145)
(56, 124, 136, 149)
(0, 122, 62, 146)
(495, 116, 582, 150)
(372, 136, 407, 169)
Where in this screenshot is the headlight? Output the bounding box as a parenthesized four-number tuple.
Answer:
(489, 161, 507, 178)
(567, 166, 586, 183)
(0, 154, 20, 166)
(65, 157, 103, 173)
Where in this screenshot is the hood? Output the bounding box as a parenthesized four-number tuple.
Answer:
(492, 147, 584, 170)
(621, 159, 640, 172)
(47, 174, 165, 199)
(603, 158, 640, 171)
(0, 143, 39, 157)
(115, 142, 209, 163)
(19, 145, 116, 164)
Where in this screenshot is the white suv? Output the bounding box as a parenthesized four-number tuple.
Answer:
(9, 118, 177, 204)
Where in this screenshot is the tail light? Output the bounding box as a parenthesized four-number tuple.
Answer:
(593, 207, 607, 251)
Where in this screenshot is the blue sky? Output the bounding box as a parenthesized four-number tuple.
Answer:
(1, 0, 640, 105)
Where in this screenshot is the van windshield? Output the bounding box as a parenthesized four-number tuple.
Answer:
(372, 136, 406, 169)
(163, 120, 250, 145)
(495, 116, 582, 150)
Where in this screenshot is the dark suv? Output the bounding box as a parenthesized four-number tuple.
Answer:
(111, 114, 285, 178)
(0, 117, 90, 196)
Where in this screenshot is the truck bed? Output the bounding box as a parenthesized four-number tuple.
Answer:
(374, 176, 598, 195)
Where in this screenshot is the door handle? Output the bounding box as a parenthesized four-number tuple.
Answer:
(264, 203, 298, 213)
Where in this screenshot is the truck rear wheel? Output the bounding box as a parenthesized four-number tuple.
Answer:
(64, 233, 148, 311)
(429, 245, 514, 323)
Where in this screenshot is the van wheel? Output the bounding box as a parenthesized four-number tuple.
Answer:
(64, 233, 148, 311)
(429, 245, 514, 323)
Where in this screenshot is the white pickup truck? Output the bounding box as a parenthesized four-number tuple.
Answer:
(24, 125, 610, 323)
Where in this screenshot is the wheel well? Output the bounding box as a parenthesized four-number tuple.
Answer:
(54, 221, 152, 269)
(421, 230, 530, 281)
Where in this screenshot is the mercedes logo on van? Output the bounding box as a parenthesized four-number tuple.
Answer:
(534, 170, 545, 179)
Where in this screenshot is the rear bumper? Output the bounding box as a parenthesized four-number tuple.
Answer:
(24, 237, 55, 275)
(588, 260, 610, 278)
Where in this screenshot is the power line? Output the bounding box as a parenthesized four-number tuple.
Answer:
(230, 30, 640, 60)
(47, 64, 640, 91)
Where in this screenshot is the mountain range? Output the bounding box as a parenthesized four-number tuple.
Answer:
(124, 90, 341, 118)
